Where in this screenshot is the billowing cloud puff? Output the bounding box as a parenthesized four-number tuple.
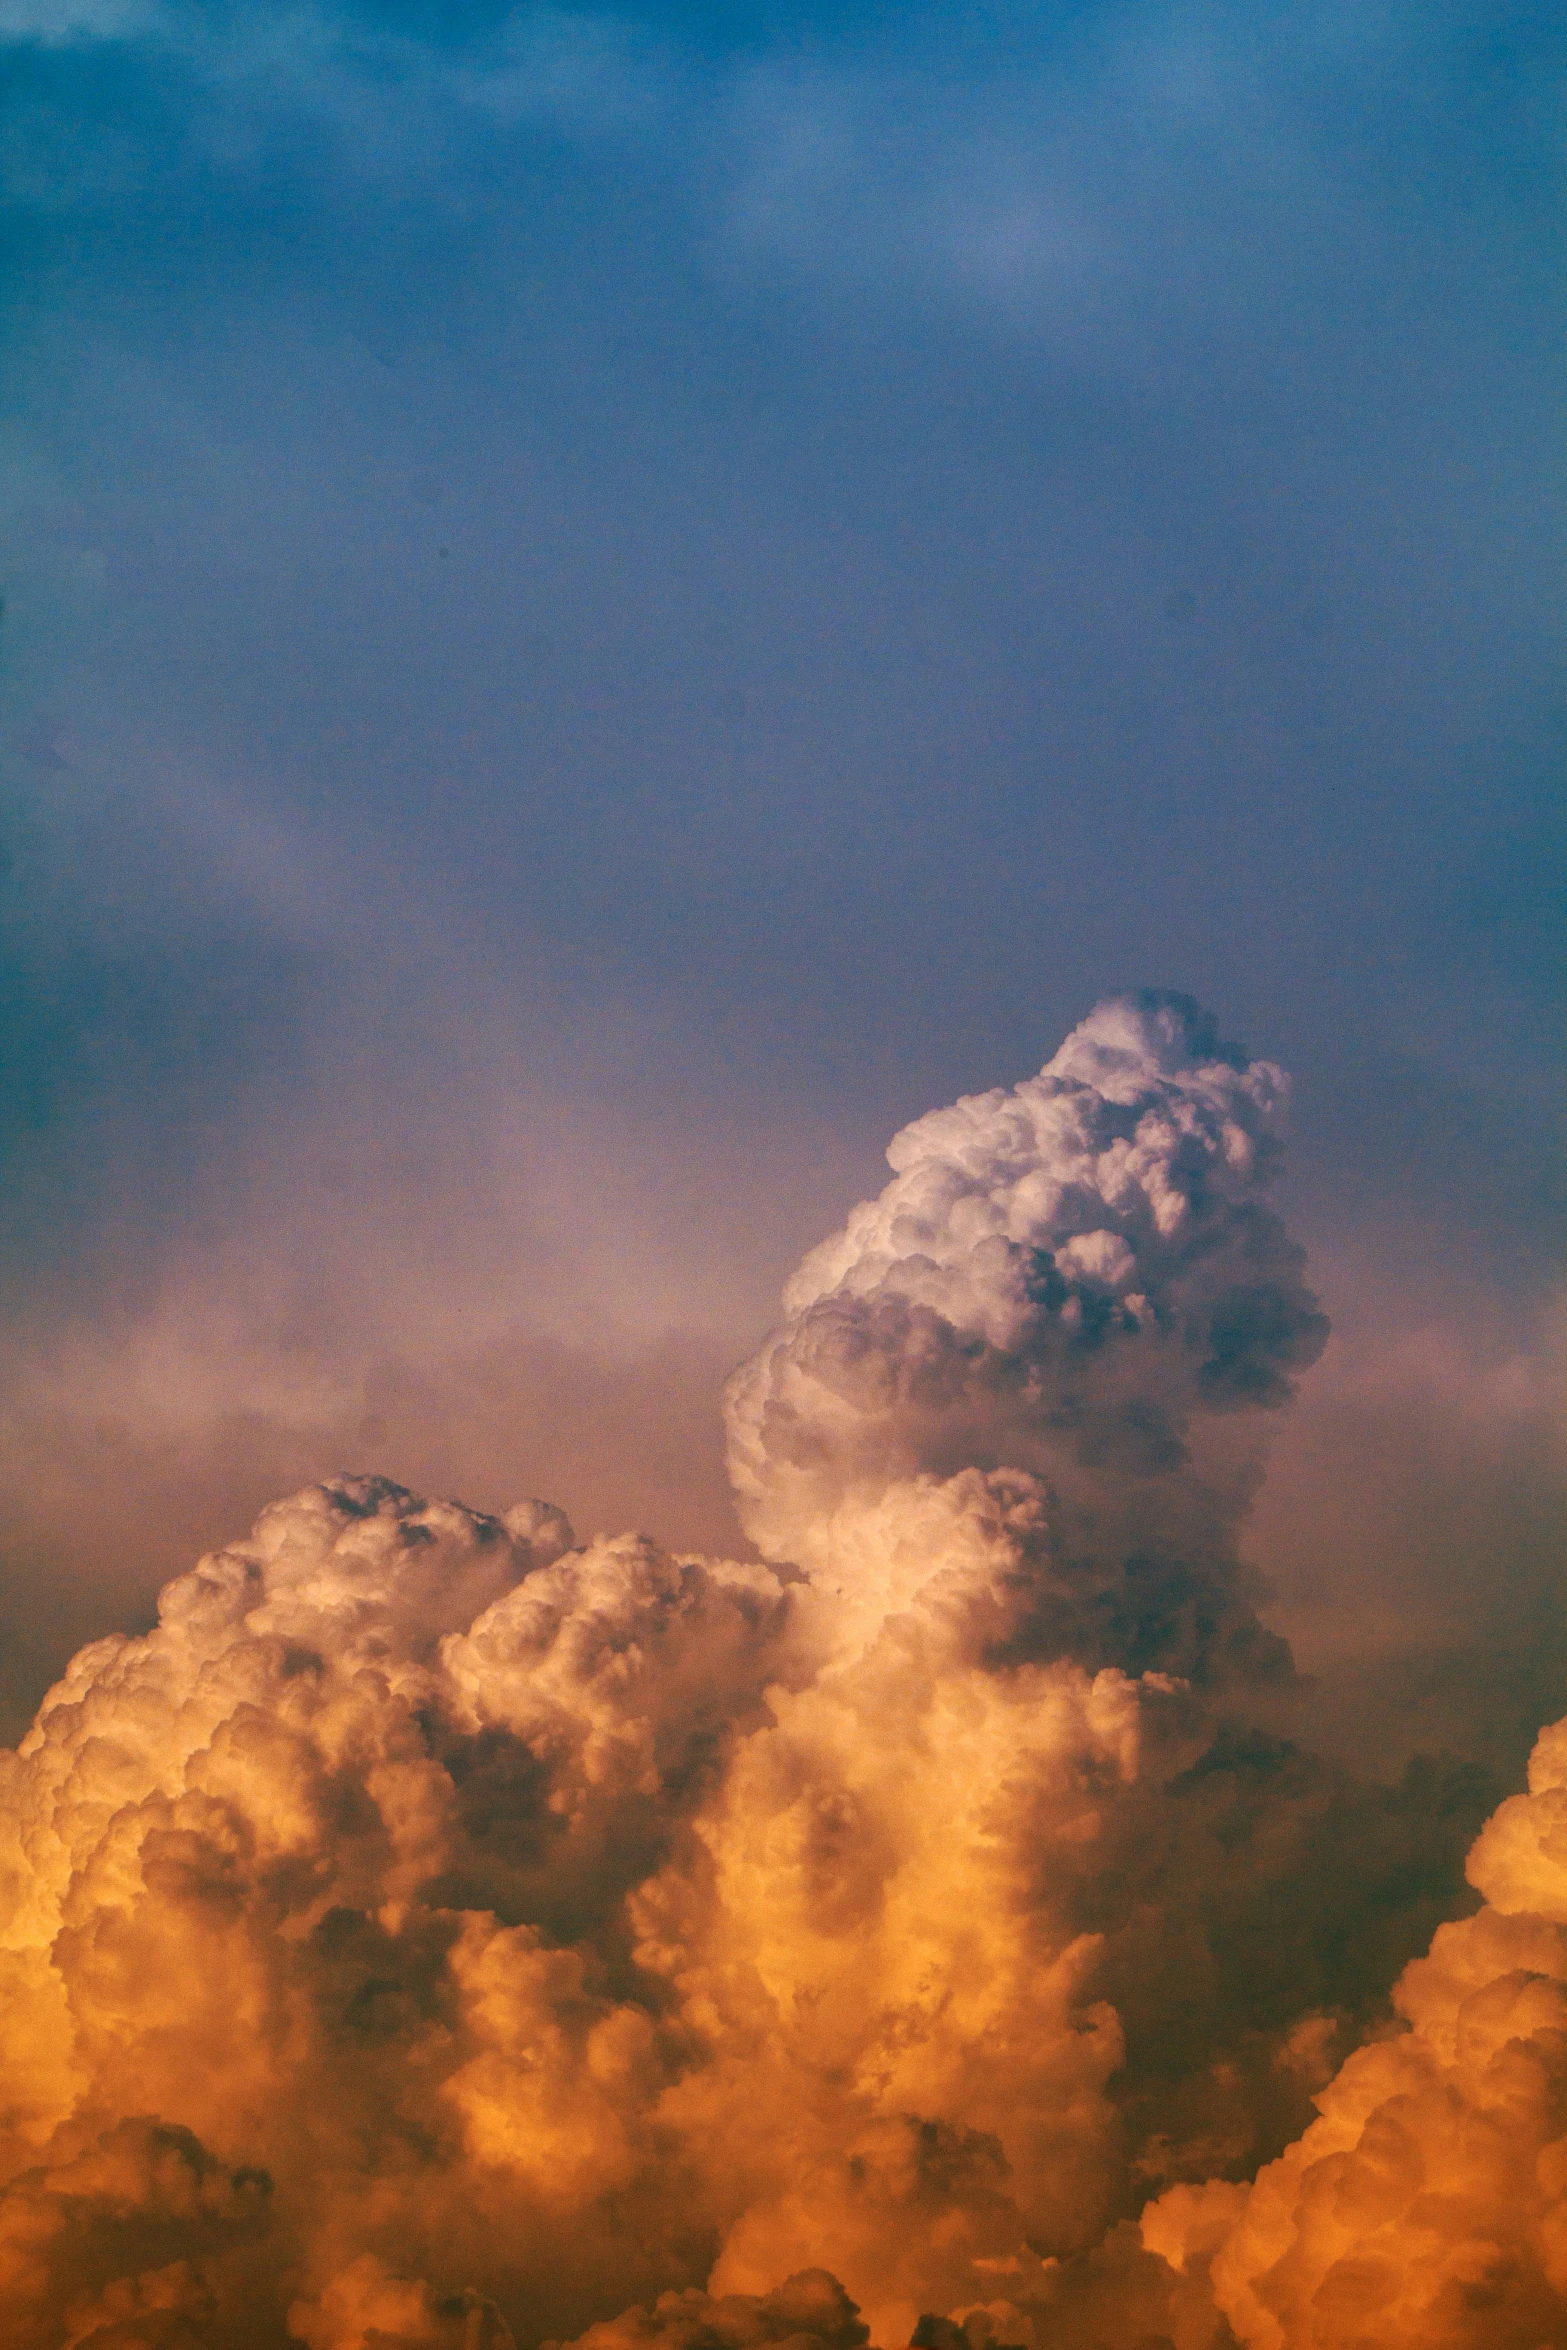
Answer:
(0, 997, 1505, 2349)
(552, 2270, 869, 2350)
(1146, 1713, 1567, 2348)
(0, 1467, 1166, 2347)
(0, 1478, 801, 2343)
(725, 991, 1328, 1581)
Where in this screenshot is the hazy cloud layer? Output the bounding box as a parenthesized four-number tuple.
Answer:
(0, 0, 1558, 1762)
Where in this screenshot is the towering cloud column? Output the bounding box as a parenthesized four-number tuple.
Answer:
(727, 989, 1327, 1664)
(647, 994, 1333, 2336)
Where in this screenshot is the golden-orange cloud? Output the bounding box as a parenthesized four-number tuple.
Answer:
(0, 995, 1548, 2349)
(1148, 1711, 1567, 2347)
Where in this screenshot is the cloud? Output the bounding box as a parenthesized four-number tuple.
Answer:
(551, 2270, 870, 2350)
(726, 989, 1326, 1615)
(1146, 1708, 1567, 2346)
(0, 1474, 801, 2342)
(289, 2254, 517, 2350)
(0, 997, 1521, 2347)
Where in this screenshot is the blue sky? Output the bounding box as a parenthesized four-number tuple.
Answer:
(0, 0, 1561, 1734)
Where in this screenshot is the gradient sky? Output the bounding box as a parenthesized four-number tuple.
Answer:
(0, 0, 1561, 1747)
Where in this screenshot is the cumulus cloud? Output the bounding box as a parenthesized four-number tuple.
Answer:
(0, 1476, 800, 2342)
(554, 2270, 869, 2350)
(1147, 1710, 1567, 2347)
(0, 995, 1516, 2347)
(726, 990, 1326, 1657)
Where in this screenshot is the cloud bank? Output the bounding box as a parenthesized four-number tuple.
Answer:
(0, 995, 1549, 2348)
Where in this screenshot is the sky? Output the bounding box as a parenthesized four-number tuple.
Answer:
(0, 9, 1563, 2339)
(0, 0, 1562, 1734)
